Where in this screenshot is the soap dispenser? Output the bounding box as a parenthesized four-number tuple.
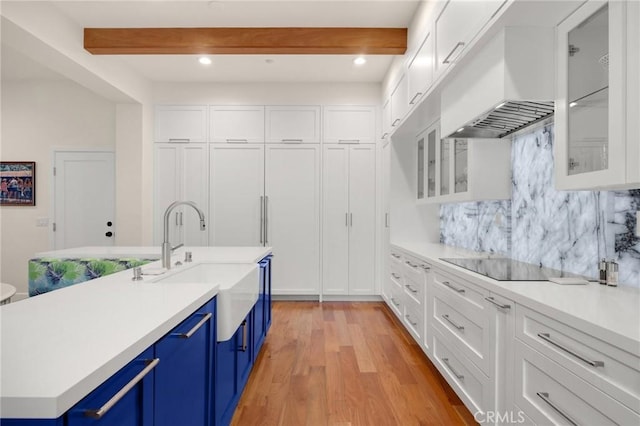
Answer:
(606, 260, 619, 287)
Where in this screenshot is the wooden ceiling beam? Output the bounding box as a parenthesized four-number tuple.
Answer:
(84, 27, 407, 55)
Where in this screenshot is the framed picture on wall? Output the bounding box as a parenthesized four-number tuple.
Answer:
(0, 161, 36, 206)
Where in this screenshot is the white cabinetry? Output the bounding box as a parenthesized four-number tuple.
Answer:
(555, 0, 640, 189)
(209, 106, 264, 143)
(265, 144, 320, 295)
(154, 105, 208, 143)
(390, 74, 408, 129)
(209, 144, 265, 246)
(381, 100, 391, 142)
(407, 31, 434, 107)
(153, 143, 209, 247)
(434, 1, 506, 79)
(265, 106, 320, 143)
(322, 145, 376, 296)
(417, 121, 511, 204)
(323, 106, 376, 144)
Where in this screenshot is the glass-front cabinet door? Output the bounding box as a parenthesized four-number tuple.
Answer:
(427, 126, 437, 198)
(454, 139, 468, 193)
(417, 134, 425, 200)
(440, 138, 451, 196)
(416, 121, 440, 203)
(555, 0, 627, 189)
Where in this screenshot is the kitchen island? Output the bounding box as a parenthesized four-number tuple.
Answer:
(0, 246, 272, 424)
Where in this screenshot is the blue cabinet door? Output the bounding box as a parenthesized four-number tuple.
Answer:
(215, 332, 237, 426)
(66, 347, 156, 426)
(236, 313, 253, 391)
(264, 256, 272, 332)
(154, 298, 216, 426)
(252, 259, 267, 355)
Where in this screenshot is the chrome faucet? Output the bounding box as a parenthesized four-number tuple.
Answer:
(162, 201, 206, 269)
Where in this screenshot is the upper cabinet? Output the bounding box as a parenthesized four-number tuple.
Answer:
(390, 74, 409, 129)
(434, 0, 507, 80)
(265, 106, 320, 143)
(210, 106, 265, 143)
(155, 105, 208, 143)
(417, 121, 511, 204)
(381, 99, 391, 143)
(555, 0, 640, 190)
(323, 106, 376, 144)
(407, 31, 434, 108)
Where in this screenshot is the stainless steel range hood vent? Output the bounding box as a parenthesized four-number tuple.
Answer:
(452, 101, 555, 139)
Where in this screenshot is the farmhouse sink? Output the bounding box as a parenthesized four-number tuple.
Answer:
(154, 263, 259, 341)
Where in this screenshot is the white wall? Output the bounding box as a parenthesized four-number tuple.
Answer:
(0, 80, 116, 298)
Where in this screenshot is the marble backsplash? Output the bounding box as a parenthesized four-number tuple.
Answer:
(440, 123, 640, 287)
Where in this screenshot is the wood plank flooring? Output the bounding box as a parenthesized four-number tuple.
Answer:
(231, 302, 477, 426)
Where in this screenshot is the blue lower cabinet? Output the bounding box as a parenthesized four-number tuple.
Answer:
(66, 347, 156, 426)
(236, 313, 253, 391)
(154, 298, 216, 426)
(264, 256, 272, 332)
(215, 334, 238, 426)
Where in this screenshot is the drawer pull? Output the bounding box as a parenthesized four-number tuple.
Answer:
(392, 118, 401, 127)
(405, 314, 418, 327)
(405, 284, 418, 294)
(442, 357, 464, 380)
(391, 273, 401, 280)
(442, 41, 465, 64)
(537, 333, 604, 368)
(85, 358, 160, 419)
(391, 253, 401, 259)
(405, 260, 418, 268)
(442, 281, 465, 294)
(536, 392, 579, 426)
(484, 296, 511, 310)
(420, 264, 431, 271)
(409, 92, 423, 105)
(442, 314, 464, 331)
(390, 297, 400, 307)
(172, 313, 212, 339)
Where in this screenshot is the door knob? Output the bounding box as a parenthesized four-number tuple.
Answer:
(105, 231, 113, 237)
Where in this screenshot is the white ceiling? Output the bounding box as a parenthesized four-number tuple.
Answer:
(3, 1, 420, 83)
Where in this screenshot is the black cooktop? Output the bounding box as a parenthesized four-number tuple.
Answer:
(439, 258, 594, 282)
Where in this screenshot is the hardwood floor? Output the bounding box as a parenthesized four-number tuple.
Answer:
(232, 302, 477, 426)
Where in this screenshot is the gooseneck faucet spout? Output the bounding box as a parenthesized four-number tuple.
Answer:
(162, 201, 206, 269)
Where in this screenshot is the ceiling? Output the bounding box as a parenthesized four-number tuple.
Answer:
(2, 0, 420, 83)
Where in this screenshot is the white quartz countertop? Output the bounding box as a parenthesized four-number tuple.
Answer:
(393, 242, 640, 355)
(0, 246, 272, 419)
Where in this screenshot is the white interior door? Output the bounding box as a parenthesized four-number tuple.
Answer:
(348, 145, 376, 294)
(322, 145, 350, 295)
(54, 151, 115, 249)
(210, 144, 265, 246)
(265, 144, 320, 295)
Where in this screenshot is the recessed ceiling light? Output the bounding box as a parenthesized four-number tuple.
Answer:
(495, 102, 506, 109)
(569, 101, 578, 108)
(199, 57, 212, 65)
(265, 59, 275, 64)
(353, 57, 366, 66)
(456, 127, 465, 133)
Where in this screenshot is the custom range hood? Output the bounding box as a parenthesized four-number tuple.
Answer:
(441, 27, 555, 139)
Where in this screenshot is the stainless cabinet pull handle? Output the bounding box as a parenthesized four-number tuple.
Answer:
(420, 264, 431, 271)
(442, 41, 465, 64)
(442, 281, 465, 294)
(537, 333, 604, 368)
(405, 284, 418, 294)
(346, 212, 349, 227)
(85, 358, 160, 419)
(180, 212, 184, 226)
(175, 212, 179, 226)
(392, 118, 401, 127)
(391, 273, 401, 280)
(172, 313, 212, 339)
(442, 314, 464, 331)
(405, 260, 418, 268)
(536, 392, 579, 426)
(390, 297, 400, 307)
(168, 138, 190, 143)
(338, 139, 360, 144)
(264, 196, 269, 244)
(391, 253, 401, 259)
(350, 213, 353, 227)
(441, 357, 464, 380)
(405, 314, 417, 326)
(282, 139, 303, 143)
(226, 138, 248, 143)
(385, 213, 390, 228)
(381, 132, 389, 139)
(260, 196, 264, 244)
(485, 296, 511, 310)
(409, 92, 422, 105)
(239, 319, 248, 352)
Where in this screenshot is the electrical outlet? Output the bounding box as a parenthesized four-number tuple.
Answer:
(36, 217, 49, 227)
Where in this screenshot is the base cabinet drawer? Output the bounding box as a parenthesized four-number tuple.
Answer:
(432, 326, 492, 418)
(514, 340, 640, 426)
(516, 304, 640, 412)
(403, 299, 424, 343)
(388, 283, 404, 318)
